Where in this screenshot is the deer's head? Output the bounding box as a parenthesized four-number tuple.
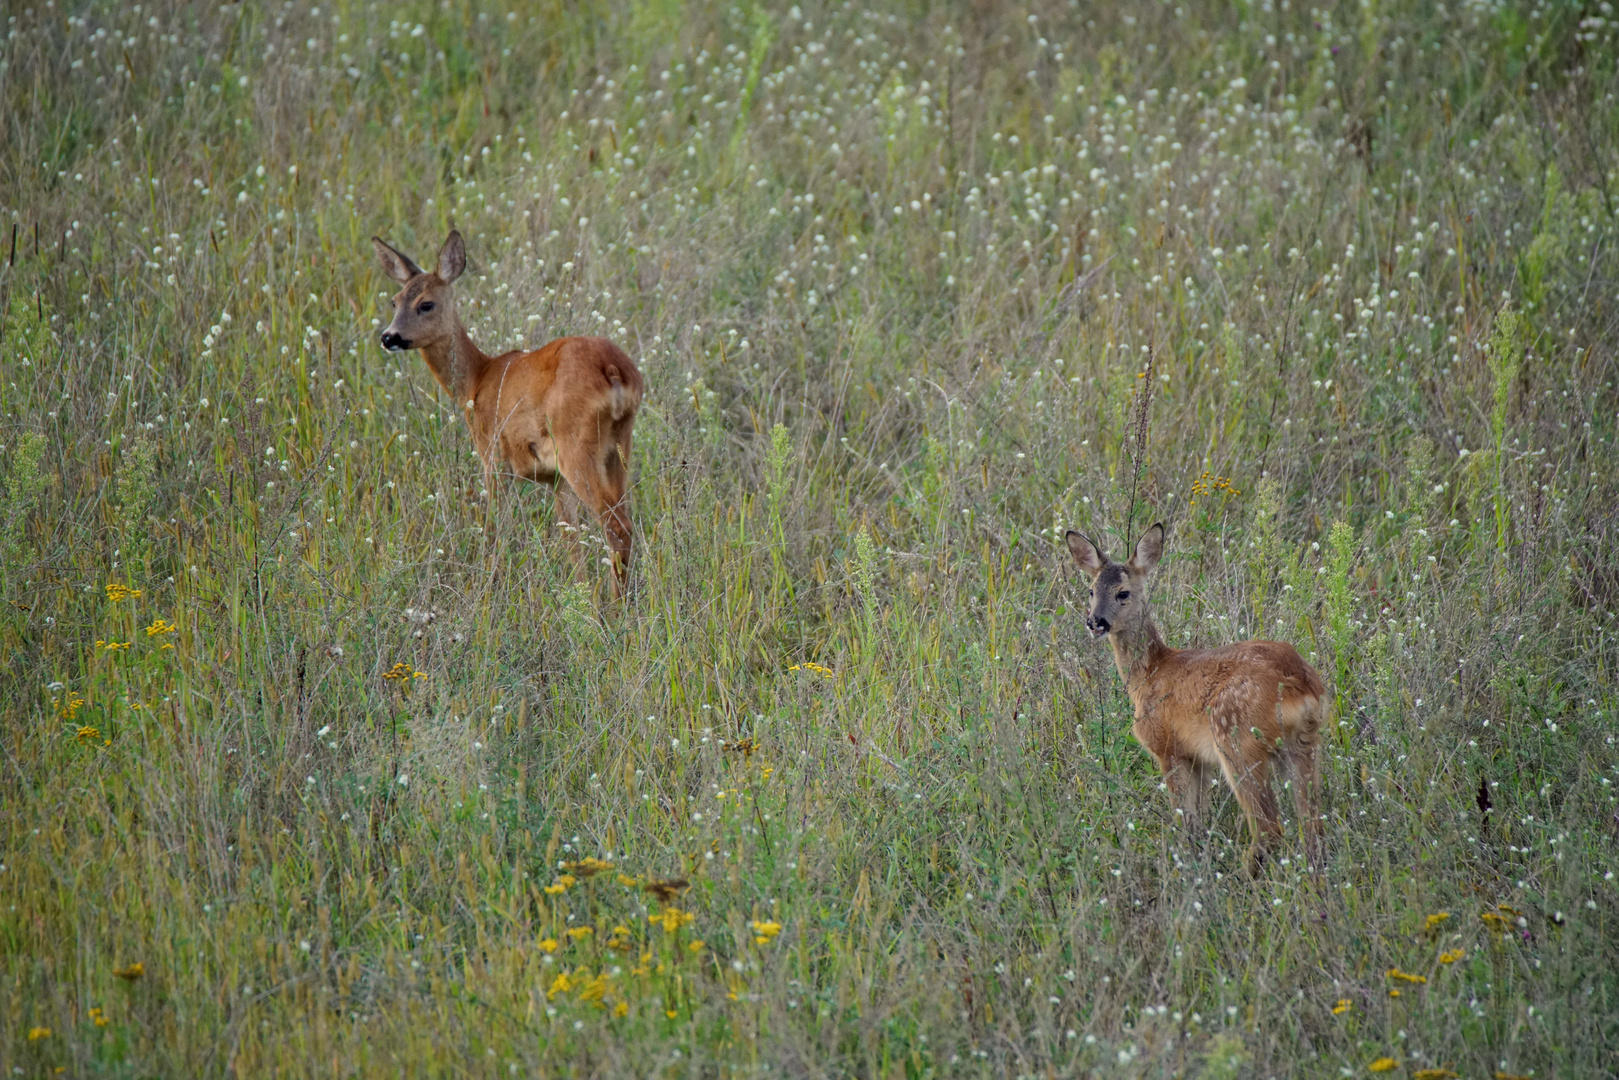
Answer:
(372, 230, 465, 353)
(1065, 523, 1164, 639)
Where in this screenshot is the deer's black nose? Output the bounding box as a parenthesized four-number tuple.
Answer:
(1088, 615, 1111, 637)
(380, 330, 410, 352)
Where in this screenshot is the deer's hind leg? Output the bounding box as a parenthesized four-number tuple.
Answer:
(553, 421, 632, 598)
(1162, 755, 1214, 839)
(1210, 711, 1284, 877)
(1279, 698, 1326, 871)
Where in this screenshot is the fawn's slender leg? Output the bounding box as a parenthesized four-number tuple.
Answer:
(1285, 731, 1324, 870)
(1163, 756, 1213, 838)
(1214, 742, 1283, 878)
(551, 474, 587, 583)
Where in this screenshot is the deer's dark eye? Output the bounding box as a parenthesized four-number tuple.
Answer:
(1117, 591, 1130, 601)
(417, 301, 435, 313)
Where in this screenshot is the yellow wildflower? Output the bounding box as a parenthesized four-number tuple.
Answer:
(614, 1000, 628, 1018)
(546, 972, 573, 1000)
(688, 940, 705, 953)
(105, 583, 142, 602)
(1368, 1058, 1399, 1073)
(27, 1026, 51, 1040)
(95, 640, 132, 651)
(1331, 998, 1351, 1015)
(1495, 1072, 1532, 1080)
(616, 874, 641, 888)
(143, 618, 177, 637)
(1438, 949, 1465, 964)
(1480, 910, 1509, 932)
(112, 962, 144, 981)
(578, 972, 609, 1004)
(1413, 1070, 1459, 1080)
(566, 926, 593, 940)
(651, 907, 695, 933)
(54, 693, 85, 720)
(89, 1007, 108, 1028)
(538, 938, 559, 954)
(665, 1009, 678, 1019)
(750, 919, 783, 944)
(76, 726, 101, 743)
(543, 884, 567, 896)
(1423, 912, 1450, 931)
(1386, 967, 1427, 985)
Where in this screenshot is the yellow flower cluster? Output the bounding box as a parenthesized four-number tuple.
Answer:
(89, 1007, 108, 1028)
(788, 662, 834, 678)
(1368, 1058, 1398, 1073)
(76, 725, 103, 744)
(27, 1026, 51, 1041)
(1387, 967, 1428, 985)
(1331, 998, 1351, 1015)
(1438, 948, 1465, 964)
(95, 639, 132, 651)
(382, 662, 427, 682)
(650, 907, 695, 933)
(546, 968, 619, 1012)
(54, 692, 85, 720)
(566, 926, 593, 940)
(105, 583, 142, 603)
(1188, 471, 1242, 507)
(112, 962, 144, 981)
(1423, 911, 1450, 931)
(544, 874, 578, 896)
(143, 618, 177, 637)
(1413, 1070, 1459, 1080)
(750, 920, 783, 945)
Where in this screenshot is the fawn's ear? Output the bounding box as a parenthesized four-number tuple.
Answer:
(436, 229, 466, 284)
(1065, 531, 1106, 577)
(372, 237, 422, 284)
(1128, 522, 1165, 574)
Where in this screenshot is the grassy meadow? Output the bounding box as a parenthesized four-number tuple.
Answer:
(4, 0, 1619, 1074)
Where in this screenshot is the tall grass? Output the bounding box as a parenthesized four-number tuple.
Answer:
(2, 0, 1617, 1075)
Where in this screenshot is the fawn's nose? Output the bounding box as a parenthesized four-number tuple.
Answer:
(1087, 614, 1111, 637)
(379, 330, 410, 352)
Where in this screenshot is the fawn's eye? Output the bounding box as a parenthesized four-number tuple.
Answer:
(1117, 591, 1130, 601)
(417, 301, 435, 313)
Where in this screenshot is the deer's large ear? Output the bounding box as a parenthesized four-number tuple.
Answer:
(372, 237, 422, 284)
(1065, 531, 1106, 577)
(436, 230, 466, 284)
(1128, 522, 1166, 574)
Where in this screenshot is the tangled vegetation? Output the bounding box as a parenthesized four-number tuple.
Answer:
(2, 0, 1617, 1074)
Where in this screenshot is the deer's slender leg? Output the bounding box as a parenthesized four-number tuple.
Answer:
(1284, 729, 1324, 870)
(1163, 756, 1213, 838)
(1213, 738, 1283, 877)
(551, 475, 587, 583)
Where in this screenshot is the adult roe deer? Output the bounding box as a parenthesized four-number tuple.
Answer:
(373, 230, 643, 596)
(1066, 523, 1326, 875)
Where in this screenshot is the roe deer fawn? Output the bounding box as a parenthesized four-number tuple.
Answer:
(1066, 523, 1326, 875)
(373, 230, 643, 596)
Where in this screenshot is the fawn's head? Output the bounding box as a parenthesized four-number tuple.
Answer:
(1065, 523, 1164, 639)
(372, 230, 466, 353)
